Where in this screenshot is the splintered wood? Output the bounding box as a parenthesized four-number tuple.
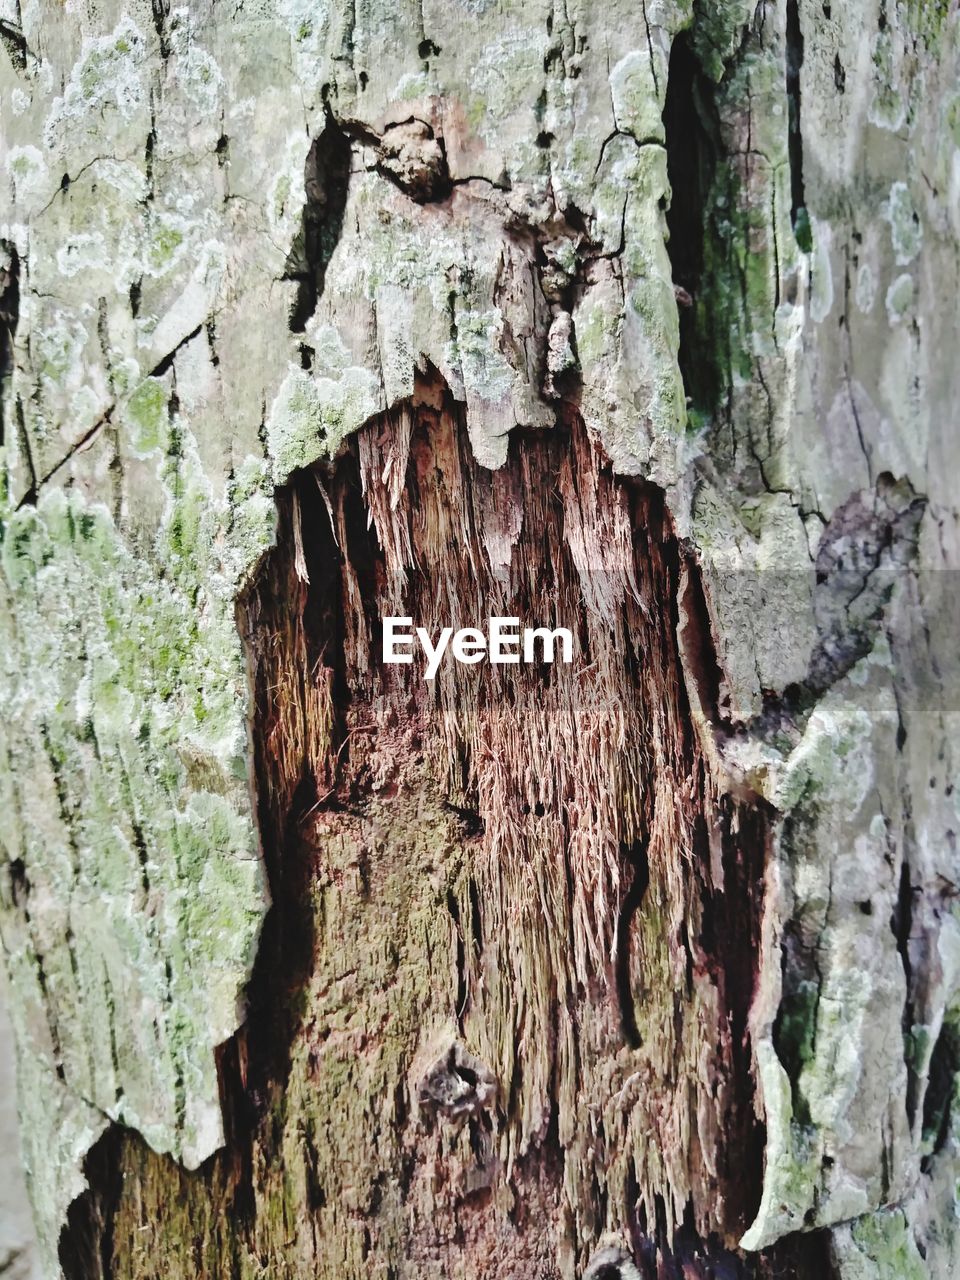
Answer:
(90, 375, 772, 1279)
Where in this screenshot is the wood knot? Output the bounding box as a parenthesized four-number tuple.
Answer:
(416, 1040, 496, 1123)
(377, 120, 450, 203)
(584, 1245, 643, 1280)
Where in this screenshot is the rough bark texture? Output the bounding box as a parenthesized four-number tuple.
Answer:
(0, 1, 958, 1278)
(0, 968, 41, 1279)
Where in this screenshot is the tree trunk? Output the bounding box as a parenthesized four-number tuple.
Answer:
(1, 2, 957, 1278)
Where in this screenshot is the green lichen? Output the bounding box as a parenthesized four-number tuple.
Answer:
(35, 314, 89, 393)
(265, 358, 380, 482)
(146, 221, 186, 275)
(273, 173, 292, 223)
(610, 50, 665, 143)
(453, 307, 515, 405)
(44, 17, 149, 149)
(885, 273, 914, 326)
(883, 182, 923, 266)
(793, 206, 813, 254)
(395, 71, 433, 100)
(0, 480, 265, 1171)
(687, 0, 756, 82)
(775, 691, 874, 813)
(465, 27, 547, 145)
(227, 457, 278, 581)
(868, 31, 907, 132)
(846, 1209, 927, 1280)
(946, 95, 960, 148)
(574, 298, 618, 368)
(124, 377, 169, 456)
(6, 144, 47, 206)
(741, 1043, 821, 1249)
(905, 0, 953, 50)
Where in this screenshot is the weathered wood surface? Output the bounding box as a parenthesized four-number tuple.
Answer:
(1, 1, 958, 1276)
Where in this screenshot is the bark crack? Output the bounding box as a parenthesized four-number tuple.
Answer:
(0, 240, 19, 454)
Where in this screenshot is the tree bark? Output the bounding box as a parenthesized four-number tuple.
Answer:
(1, 2, 958, 1279)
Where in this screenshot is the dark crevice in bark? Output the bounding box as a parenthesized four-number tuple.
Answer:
(662, 32, 721, 416)
(285, 113, 352, 333)
(6, 825, 69, 1086)
(144, 117, 156, 195)
(893, 858, 918, 1125)
(695, 797, 771, 1229)
(677, 554, 724, 723)
(615, 841, 649, 1049)
(13, 397, 37, 505)
(7, 857, 27, 908)
(14, 409, 113, 510)
(785, 0, 811, 250)
(150, 325, 203, 381)
(15, 316, 209, 510)
(233, 463, 349, 1108)
(640, 1211, 837, 1279)
(59, 1129, 123, 1280)
(0, 240, 20, 452)
(447, 888, 468, 1026)
(921, 1016, 960, 1170)
(150, 0, 171, 60)
(0, 16, 30, 69)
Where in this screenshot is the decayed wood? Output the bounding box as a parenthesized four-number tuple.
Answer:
(57, 377, 832, 1278)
